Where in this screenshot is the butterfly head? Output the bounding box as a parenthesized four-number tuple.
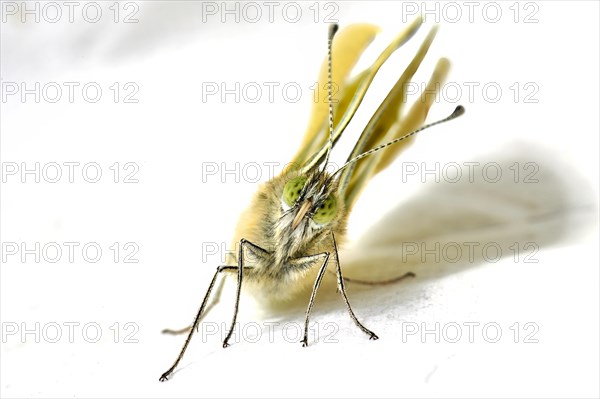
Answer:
(280, 169, 342, 233)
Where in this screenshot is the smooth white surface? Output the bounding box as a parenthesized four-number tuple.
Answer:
(1, 1, 599, 398)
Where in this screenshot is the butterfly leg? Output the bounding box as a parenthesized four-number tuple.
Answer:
(222, 239, 268, 348)
(159, 264, 238, 382)
(328, 270, 416, 286)
(331, 232, 379, 340)
(297, 252, 331, 347)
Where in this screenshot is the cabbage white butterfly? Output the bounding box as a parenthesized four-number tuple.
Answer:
(159, 19, 464, 382)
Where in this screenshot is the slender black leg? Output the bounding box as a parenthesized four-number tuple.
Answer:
(328, 270, 416, 286)
(159, 265, 236, 382)
(222, 239, 267, 348)
(300, 252, 330, 347)
(222, 239, 245, 348)
(331, 232, 378, 340)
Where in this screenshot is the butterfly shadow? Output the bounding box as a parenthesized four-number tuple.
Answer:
(256, 144, 597, 320)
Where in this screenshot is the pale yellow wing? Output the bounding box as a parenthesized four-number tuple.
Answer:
(375, 58, 451, 174)
(299, 17, 424, 174)
(344, 58, 450, 208)
(341, 23, 450, 209)
(338, 25, 440, 204)
(289, 24, 380, 169)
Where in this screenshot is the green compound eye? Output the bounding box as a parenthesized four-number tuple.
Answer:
(282, 176, 307, 207)
(312, 195, 338, 225)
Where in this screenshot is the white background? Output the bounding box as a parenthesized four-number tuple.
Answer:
(1, 1, 599, 398)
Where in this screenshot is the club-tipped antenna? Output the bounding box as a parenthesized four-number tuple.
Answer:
(322, 23, 339, 170)
(333, 105, 465, 177)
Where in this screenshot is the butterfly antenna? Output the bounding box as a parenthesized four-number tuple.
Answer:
(323, 23, 339, 171)
(333, 105, 465, 176)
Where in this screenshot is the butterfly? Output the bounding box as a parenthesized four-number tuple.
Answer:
(159, 18, 464, 382)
